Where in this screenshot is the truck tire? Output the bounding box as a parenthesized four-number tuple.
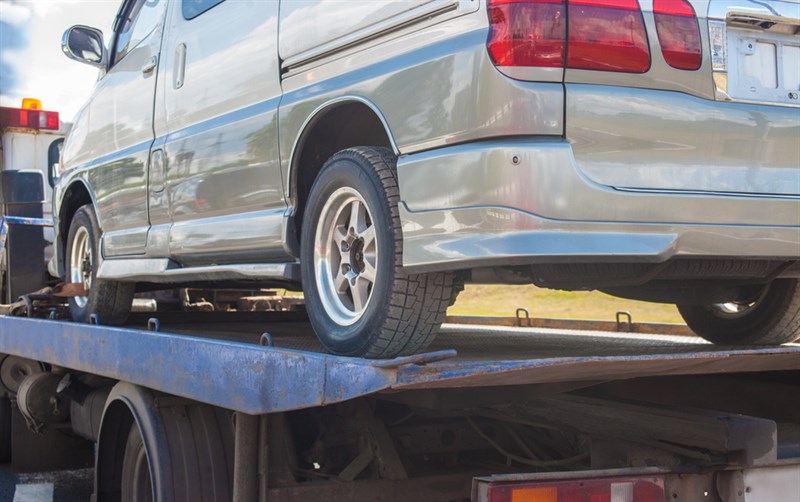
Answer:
(677, 279, 800, 345)
(65, 205, 134, 325)
(98, 384, 234, 502)
(121, 425, 152, 502)
(300, 147, 453, 358)
(0, 398, 10, 463)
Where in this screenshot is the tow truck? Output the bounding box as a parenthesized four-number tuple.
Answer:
(1, 100, 799, 502)
(1, 99, 64, 304)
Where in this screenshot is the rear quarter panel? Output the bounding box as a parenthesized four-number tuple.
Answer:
(278, 0, 565, 202)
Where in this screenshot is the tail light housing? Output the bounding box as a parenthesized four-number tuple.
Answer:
(0, 107, 60, 131)
(487, 0, 652, 74)
(653, 0, 702, 70)
(477, 475, 666, 502)
(487, 0, 566, 68)
(567, 0, 650, 73)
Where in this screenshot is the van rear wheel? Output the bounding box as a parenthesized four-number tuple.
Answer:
(65, 205, 134, 325)
(677, 279, 800, 345)
(300, 147, 453, 358)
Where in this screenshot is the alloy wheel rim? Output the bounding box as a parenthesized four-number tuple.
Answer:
(69, 226, 92, 309)
(709, 285, 770, 319)
(314, 187, 378, 328)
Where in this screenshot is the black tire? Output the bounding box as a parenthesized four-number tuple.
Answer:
(0, 397, 11, 463)
(65, 205, 134, 325)
(300, 147, 453, 358)
(677, 279, 800, 345)
(121, 425, 153, 502)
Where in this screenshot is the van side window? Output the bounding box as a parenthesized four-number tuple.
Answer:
(113, 0, 166, 65)
(183, 0, 226, 19)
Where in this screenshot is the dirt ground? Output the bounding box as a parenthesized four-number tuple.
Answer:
(449, 284, 684, 324)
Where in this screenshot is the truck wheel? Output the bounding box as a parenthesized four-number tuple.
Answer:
(121, 425, 153, 502)
(0, 398, 10, 463)
(97, 384, 234, 502)
(300, 147, 453, 358)
(677, 279, 800, 345)
(65, 205, 134, 325)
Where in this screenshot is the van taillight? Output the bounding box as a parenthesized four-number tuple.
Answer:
(487, 0, 566, 68)
(0, 107, 60, 131)
(480, 475, 665, 502)
(653, 0, 701, 70)
(486, 0, 650, 74)
(567, 0, 650, 73)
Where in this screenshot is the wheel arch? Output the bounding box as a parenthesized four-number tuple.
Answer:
(95, 382, 235, 502)
(56, 178, 99, 277)
(286, 97, 398, 255)
(95, 382, 172, 502)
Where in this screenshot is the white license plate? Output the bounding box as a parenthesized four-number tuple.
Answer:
(727, 28, 800, 106)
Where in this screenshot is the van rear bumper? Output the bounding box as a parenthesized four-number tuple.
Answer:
(396, 139, 800, 273)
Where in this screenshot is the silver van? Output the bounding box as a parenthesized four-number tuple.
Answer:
(57, 0, 800, 356)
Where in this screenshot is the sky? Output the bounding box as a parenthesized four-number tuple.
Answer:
(0, 0, 120, 121)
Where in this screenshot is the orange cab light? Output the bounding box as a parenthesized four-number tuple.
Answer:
(21, 98, 43, 110)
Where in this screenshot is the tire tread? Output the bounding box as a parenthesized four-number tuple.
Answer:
(303, 147, 453, 358)
(350, 147, 452, 357)
(678, 279, 800, 345)
(66, 205, 134, 325)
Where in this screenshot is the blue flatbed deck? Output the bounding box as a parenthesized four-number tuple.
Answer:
(0, 312, 798, 414)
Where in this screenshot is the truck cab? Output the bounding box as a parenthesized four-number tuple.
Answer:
(0, 99, 66, 302)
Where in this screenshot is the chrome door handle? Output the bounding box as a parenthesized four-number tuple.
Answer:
(174, 44, 187, 89)
(142, 56, 158, 75)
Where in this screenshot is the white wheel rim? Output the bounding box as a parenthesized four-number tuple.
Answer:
(313, 187, 378, 328)
(69, 226, 92, 308)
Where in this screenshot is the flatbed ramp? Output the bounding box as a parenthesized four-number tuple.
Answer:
(0, 313, 798, 414)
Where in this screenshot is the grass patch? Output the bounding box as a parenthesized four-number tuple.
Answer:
(448, 284, 684, 324)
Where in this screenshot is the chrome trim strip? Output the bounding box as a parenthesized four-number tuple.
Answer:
(65, 139, 153, 175)
(615, 187, 800, 200)
(165, 96, 281, 143)
(97, 259, 299, 283)
(281, 0, 459, 71)
(65, 97, 281, 174)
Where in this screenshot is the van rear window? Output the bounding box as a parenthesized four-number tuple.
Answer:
(183, 0, 225, 19)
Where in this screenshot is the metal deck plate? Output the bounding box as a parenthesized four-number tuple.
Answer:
(398, 324, 800, 389)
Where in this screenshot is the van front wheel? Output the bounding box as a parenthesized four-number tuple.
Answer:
(65, 205, 134, 325)
(300, 147, 453, 358)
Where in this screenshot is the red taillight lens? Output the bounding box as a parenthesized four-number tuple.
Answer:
(487, 0, 566, 67)
(485, 476, 665, 502)
(486, 0, 650, 73)
(567, 0, 650, 73)
(0, 107, 60, 131)
(653, 0, 701, 70)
